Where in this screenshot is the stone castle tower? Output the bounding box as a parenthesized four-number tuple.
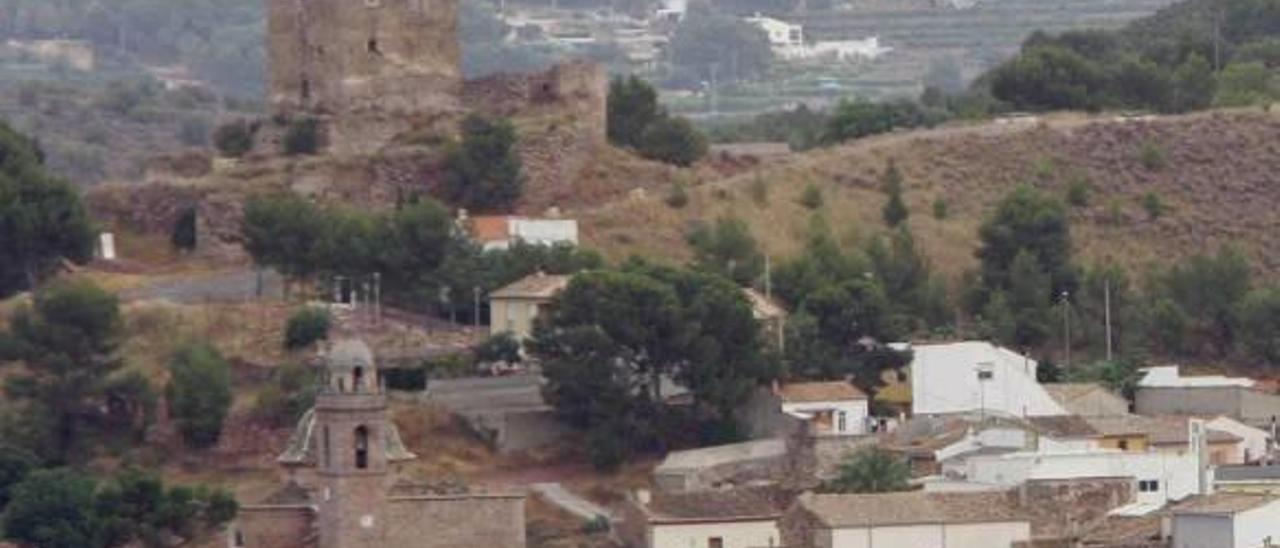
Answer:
(232, 339, 525, 548)
(267, 0, 464, 154)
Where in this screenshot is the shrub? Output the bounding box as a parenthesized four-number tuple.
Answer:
(168, 344, 233, 449)
(823, 448, 911, 493)
(475, 332, 522, 365)
(213, 120, 255, 158)
(1139, 141, 1167, 171)
(665, 182, 689, 209)
(284, 307, 331, 350)
(252, 363, 317, 427)
(1066, 178, 1091, 208)
(1142, 192, 1165, 220)
(799, 183, 823, 209)
(282, 117, 320, 155)
(932, 197, 948, 219)
(441, 114, 523, 211)
(637, 115, 707, 166)
(581, 515, 611, 534)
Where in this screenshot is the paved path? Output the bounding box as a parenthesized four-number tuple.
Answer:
(529, 482, 613, 522)
(121, 268, 283, 303)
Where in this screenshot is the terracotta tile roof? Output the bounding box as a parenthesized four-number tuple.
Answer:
(1173, 493, 1280, 515)
(489, 272, 571, 300)
(468, 215, 512, 242)
(1026, 415, 1100, 438)
(646, 485, 790, 523)
(798, 491, 1028, 528)
(778, 381, 866, 403)
(1085, 415, 1241, 445)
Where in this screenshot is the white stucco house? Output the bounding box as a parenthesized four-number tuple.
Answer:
(956, 447, 1209, 506)
(459, 211, 579, 251)
(909, 341, 1066, 418)
(1170, 493, 1280, 548)
(1206, 416, 1272, 465)
(627, 486, 785, 548)
(781, 491, 1032, 548)
(488, 272, 570, 340)
(778, 381, 869, 436)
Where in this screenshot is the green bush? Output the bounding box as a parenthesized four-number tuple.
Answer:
(285, 307, 331, 350)
(637, 115, 707, 167)
(799, 183, 824, 210)
(1139, 141, 1167, 171)
(1066, 178, 1091, 208)
(282, 117, 320, 155)
(213, 120, 255, 158)
(665, 182, 689, 209)
(581, 515, 611, 534)
(168, 344, 232, 449)
(1142, 192, 1165, 220)
(252, 363, 317, 427)
(932, 197, 948, 219)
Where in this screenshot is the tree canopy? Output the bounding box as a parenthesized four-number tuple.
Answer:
(0, 121, 95, 297)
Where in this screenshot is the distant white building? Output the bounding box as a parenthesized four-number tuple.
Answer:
(1170, 493, 1280, 548)
(744, 14, 804, 49)
(781, 491, 1032, 548)
(909, 341, 1067, 418)
(1139, 366, 1255, 389)
(459, 211, 579, 251)
(741, 15, 890, 62)
(778, 381, 869, 436)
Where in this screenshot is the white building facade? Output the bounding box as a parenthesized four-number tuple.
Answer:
(1171, 495, 1280, 548)
(910, 342, 1067, 418)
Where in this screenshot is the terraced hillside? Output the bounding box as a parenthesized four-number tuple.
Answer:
(790, 0, 1179, 97)
(578, 109, 1280, 282)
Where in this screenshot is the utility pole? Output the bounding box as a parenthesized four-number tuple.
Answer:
(764, 255, 772, 300)
(472, 286, 481, 328)
(1062, 290, 1072, 369)
(1104, 278, 1113, 362)
(374, 272, 382, 326)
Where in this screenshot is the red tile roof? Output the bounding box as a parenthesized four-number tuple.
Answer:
(778, 381, 867, 403)
(468, 215, 511, 242)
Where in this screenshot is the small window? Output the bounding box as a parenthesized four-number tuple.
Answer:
(367, 39, 380, 54)
(1139, 480, 1160, 493)
(355, 425, 369, 469)
(353, 367, 364, 392)
(837, 411, 847, 432)
(1118, 439, 1129, 451)
(234, 529, 245, 547)
(708, 538, 723, 548)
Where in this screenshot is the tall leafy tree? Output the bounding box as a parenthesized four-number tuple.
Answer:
(1239, 288, 1280, 366)
(167, 344, 233, 449)
(2, 469, 101, 548)
(976, 185, 1076, 307)
(0, 121, 95, 297)
(669, 13, 773, 84)
(442, 114, 523, 212)
(823, 449, 911, 494)
(607, 76, 660, 148)
(686, 216, 764, 286)
(1, 280, 122, 461)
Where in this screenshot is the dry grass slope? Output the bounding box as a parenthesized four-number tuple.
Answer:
(579, 109, 1280, 282)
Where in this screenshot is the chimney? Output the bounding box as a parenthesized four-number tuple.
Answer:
(457, 208, 469, 222)
(771, 379, 781, 396)
(635, 488, 651, 506)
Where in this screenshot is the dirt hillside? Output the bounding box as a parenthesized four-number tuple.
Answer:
(578, 109, 1280, 282)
